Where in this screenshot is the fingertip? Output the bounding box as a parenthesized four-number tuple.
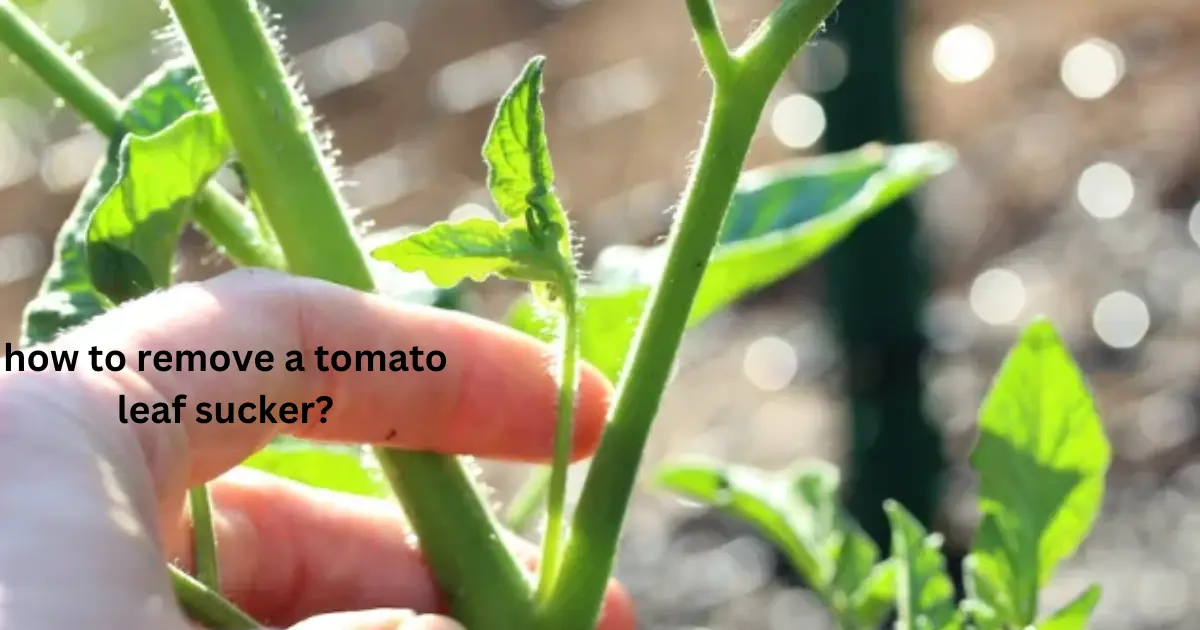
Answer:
(598, 578, 639, 630)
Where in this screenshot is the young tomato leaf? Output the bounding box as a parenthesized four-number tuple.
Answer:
(961, 516, 1017, 626)
(656, 459, 889, 626)
(374, 57, 572, 292)
(885, 500, 963, 630)
(20, 61, 206, 345)
(370, 218, 561, 288)
(849, 559, 899, 629)
(1035, 584, 1101, 630)
(87, 109, 233, 304)
(506, 141, 955, 381)
(967, 319, 1111, 626)
(482, 56, 561, 227)
(243, 437, 389, 499)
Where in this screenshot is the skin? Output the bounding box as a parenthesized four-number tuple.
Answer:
(0, 268, 637, 630)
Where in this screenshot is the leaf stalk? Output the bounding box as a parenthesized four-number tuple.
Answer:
(685, 0, 733, 84)
(187, 485, 220, 590)
(536, 277, 581, 602)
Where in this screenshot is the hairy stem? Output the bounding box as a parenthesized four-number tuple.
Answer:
(161, 1, 535, 627)
(169, 566, 256, 629)
(537, 1, 841, 627)
(0, 0, 119, 135)
(536, 281, 581, 603)
(0, 0, 285, 272)
(685, 0, 732, 83)
(505, 465, 551, 532)
(188, 486, 220, 590)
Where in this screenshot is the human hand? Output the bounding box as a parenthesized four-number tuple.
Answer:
(0, 269, 637, 630)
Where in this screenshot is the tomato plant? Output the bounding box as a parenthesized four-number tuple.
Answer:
(0, 0, 1112, 628)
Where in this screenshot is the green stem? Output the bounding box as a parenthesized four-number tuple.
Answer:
(0, 0, 119, 135)
(505, 465, 551, 533)
(169, 565, 257, 629)
(536, 281, 581, 603)
(374, 450, 537, 626)
(194, 191, 287, 270)
(685, 0, 733, 84)
(0, 0, 284, 272)
(163, 0, 363, 286)
(188, 485, 220, 590)
(161, 2, 535, 628)
(537, 2, 840, 627)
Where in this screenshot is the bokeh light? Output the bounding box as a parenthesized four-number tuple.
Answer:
(448, 202, 494, 222)
(969, 267, 1026, 325)
(742, 336, 798, 392)
(0, 232, 46, 286)
(1077, 162, 1135, 219)
(769, 93, 825, 149)
(932, 23, 995, 83)
(1092, 290, 1151, 349)
(1061, 38, 1125, 100)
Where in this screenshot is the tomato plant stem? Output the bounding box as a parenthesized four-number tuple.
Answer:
(536, 280, 581, 603)
(685, 0, 732, 84)
(162, 0, 364, 287)
(0, 0, 285, 273)
(187, 486, 220, 590)
(504, 465, 552, 532)
(0, 0, 119, 134)
(170, 566, 257, 629)
(536, 1, 841, 627)
(161, 1, 536, 627)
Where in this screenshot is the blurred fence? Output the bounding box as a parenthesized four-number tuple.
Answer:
(3, 0, 1200, 627)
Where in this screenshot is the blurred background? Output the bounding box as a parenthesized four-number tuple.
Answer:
(3, 0, 1200, 628)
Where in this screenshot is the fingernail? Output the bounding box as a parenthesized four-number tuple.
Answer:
(405, 615, 467, 630)
(286, 608, 417, 630)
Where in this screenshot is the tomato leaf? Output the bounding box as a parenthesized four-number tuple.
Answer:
(656, 458, 890, 627)
(507, 141, 955, 380)
(20, 60, 206, 345)
(716, 141, 945, 244)
(370, 217, 562, 288)
(482, 56, 561, 227)
(1035, 584, 1101, 630)
(87, 109, 233, 304)
(849, 559, 899, 629)
(243, 437, 389, 499)
(885, 500, 963, 630)
(373, 57, 571, 292)
(966, 319, 1111, 626)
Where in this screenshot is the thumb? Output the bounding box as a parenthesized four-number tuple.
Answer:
(284, 610, 466, 630)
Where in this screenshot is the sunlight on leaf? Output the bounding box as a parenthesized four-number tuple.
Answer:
(1035, 584, 1101, 630)
(482, 55, 559, 225)
(849, 559, 899, 629)
(370, 217, 561, 288)
(507, 142, 956, 381)
(87, 109, 233, 304)
(374, 56, 572, 292)
(657, 458, 891, 627)
(243, 437, 389, 498)
(21, 60, 206, 345)
(966, 318, 1111, 627)
(885, 500, 963, 630)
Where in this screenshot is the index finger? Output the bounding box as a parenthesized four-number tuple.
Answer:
(52, 268, 613, 489)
